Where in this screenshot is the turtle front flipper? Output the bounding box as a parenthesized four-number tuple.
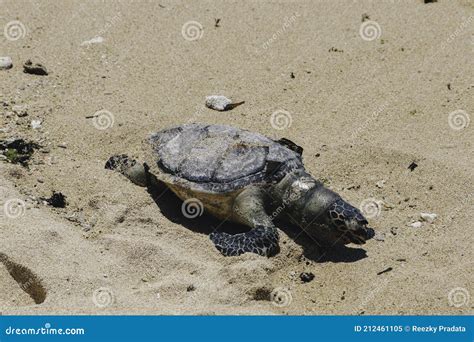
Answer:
(210, 226, 279, 257)
(209, 187, 279, 257)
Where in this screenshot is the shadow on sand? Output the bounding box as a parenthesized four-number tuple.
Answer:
(147, 181, 367, 264)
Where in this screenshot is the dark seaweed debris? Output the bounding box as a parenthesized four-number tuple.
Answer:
(42, 192, 67, 208)
(377, 267, 393, 275)
(300, 272, 315, 283)
(408, 161, 418, 171)
(0, 138, 40, 166)
(23, 60, 48, 76)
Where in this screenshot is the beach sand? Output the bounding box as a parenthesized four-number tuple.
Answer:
(0, 0, 473, 315)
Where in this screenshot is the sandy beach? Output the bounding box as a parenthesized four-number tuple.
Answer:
(0, 0, 473, 315)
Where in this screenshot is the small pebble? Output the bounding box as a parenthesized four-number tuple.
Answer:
(12, 105, 28, 117)
(58, 143, 67, 148)
(420, 212, 437, 223)
(0, 56, 13, 70)
(299, 272, 315, 283)
(375, 180, 385, 188)
(373, 231, 385, 241)
(31, 119, 42, 129)
(23, 59, 48, 76)
(205, 95, 244, 111)
(205, 95, 231, 111)
(409, 221, 422, 228)
(81, 36, 104, 46)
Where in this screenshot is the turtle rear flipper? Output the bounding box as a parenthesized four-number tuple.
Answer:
(105, 154, 148, 187)
(276, 137, 303, 155)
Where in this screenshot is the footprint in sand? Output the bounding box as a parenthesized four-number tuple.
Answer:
(0, 252, 47, 305)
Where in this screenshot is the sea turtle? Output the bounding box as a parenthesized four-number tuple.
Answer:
(105, 123, 374, 257)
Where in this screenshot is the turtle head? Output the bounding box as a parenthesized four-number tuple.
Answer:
(323, 198, 374, 245)
(303, 191, 374, 246)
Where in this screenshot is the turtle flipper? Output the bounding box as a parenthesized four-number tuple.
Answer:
(276, 137, 303, 155)
(210, 226, 279, 256)
(105, 154, 148, 187)
(209, 187, 279, 257)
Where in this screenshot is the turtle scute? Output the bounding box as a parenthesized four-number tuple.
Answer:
(214, 145, 268, 182)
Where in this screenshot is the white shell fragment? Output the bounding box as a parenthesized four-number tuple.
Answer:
(31, 119, 42, 129)
(420, 212, 437, 223)
(409, 221, 422, 228)
(0, 56, 13, 70)
(81, 36, 104, 46)
(205, 95, 232, 111)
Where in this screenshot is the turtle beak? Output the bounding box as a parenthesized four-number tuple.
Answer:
(346, 222, 374, 244)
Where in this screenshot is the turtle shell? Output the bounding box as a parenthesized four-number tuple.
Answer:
(145, 123, 303, 193)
